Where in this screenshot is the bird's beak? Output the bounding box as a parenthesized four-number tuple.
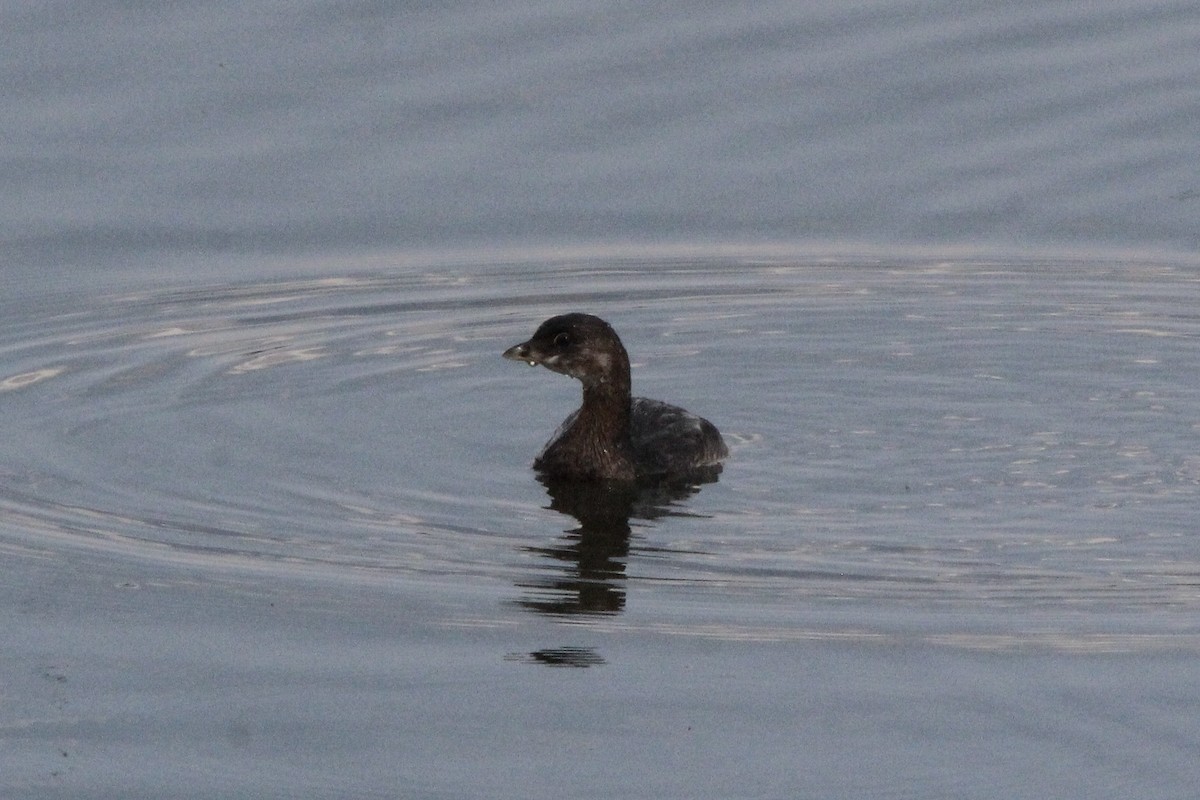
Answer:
(502, 340, 539, 366)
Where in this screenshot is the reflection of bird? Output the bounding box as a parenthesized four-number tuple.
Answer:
(515, 476, 713, 619)
(505, 647, 606, 668)
(503, 313, 727, 481)
(516, 478, 635, 617)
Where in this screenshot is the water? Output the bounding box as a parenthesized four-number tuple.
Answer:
(5, 0, 1199, 272)
(4, 0, 1200, 797)
(5, 254, 1199, 797)
(6, 256, 1199, 630)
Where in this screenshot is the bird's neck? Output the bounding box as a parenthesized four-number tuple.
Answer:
(577, 378, 632, 443)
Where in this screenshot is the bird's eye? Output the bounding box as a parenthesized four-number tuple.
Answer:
(553, 332, 571, 348)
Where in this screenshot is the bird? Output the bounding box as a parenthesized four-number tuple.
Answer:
(503, 313, 728, 481)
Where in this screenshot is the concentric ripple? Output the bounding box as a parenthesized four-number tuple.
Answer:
(2, 253, 1199, 641)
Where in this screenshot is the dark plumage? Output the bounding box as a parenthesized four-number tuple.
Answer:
(503, 313, 728, 481)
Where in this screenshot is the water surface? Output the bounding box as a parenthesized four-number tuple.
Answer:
(7, 255, 1198, 631)
(4, 252, 1200, 797)
(6, 0, 1200, 794)
(6, 0, 1200, 273)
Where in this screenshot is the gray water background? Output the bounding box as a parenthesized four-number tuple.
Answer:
(7, 0, 1199, 275)
(4, 2, 1200, 798)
